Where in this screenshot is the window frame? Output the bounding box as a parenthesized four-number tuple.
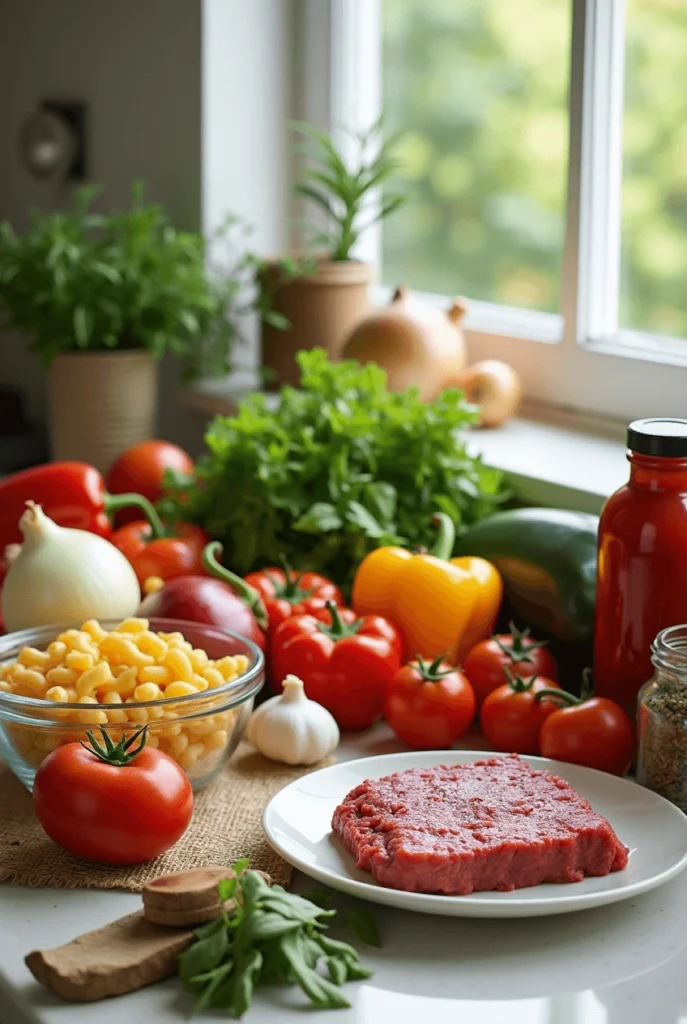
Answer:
(299, 0, 687, 423)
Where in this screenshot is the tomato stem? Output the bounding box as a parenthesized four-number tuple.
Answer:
(503, 665, 538, 693)
(429, 513, 456, 562)
(492, 621, 549, 665)
(81, 725, 149, 766)
(104, 492, 166, 539)
(203, 542, 269, 630)
(316, 600, 363, 641)
(534, 687, 581, 706)
(265, 556, 315, 603)
(415, 654, 455, 681)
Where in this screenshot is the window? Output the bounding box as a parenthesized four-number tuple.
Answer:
(621, 0, 687, 339)
(300, 0, 687, 424)
(382, 1, 571, 315)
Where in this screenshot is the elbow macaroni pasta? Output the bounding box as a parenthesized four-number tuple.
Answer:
(0, 618, 249, 778)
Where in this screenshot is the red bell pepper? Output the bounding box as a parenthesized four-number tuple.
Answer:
(111, 521, 210, 587)
(243, 563, 344, 633)
(0, 461, 163, 549)
(270, 601, 402, 730)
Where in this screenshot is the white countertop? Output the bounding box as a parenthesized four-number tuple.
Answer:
(2, 727, 686, 1024)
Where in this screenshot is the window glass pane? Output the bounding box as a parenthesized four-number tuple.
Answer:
(621, 0, 687, 337)
(381, 0, 571, 312)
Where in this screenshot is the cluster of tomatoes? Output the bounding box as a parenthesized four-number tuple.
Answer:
(383, 624, 635, 778)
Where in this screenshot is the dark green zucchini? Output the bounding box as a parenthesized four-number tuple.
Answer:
(457, 508, 598, 644)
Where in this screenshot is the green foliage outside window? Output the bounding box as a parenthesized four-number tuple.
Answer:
(383, 0, 687, 339)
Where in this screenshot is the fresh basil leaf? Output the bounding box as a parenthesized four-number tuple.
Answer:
(301, 887, 337, 909)
(325, 955, 347, 987)
(191, 961, 233, 1012)
(346, 501, 385, 538)
(218, 877, 238, 902)
(239, 869, 272, 906)
(240, 911, 302, 945)
(178, 926, 229, 983)
(279, 933, 351, 1010)
(315, 933, 362, 961)
(193, 916, 225, 941)
(346, 907, 381, 947)
(262, 888, 335, 922)
(231, 857, 250, 875)
(294, 502, 343, 533)
(224, 948, 263, 1018)
(342, 959, 375, 981)
(365, 480, 397, 524)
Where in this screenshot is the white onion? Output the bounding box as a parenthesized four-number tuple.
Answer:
(1, 502, 140, 632)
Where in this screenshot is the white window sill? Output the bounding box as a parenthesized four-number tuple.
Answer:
(180, 376, 627, 515)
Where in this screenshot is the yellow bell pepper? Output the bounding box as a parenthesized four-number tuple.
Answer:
(352, 513, 502, 662)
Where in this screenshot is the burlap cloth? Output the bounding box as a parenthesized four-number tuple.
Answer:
(0, 742, 332, 891)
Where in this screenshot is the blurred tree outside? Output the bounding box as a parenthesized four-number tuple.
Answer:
(382, 0, 687, 339)
(382, 0, 571, 314)
(622, 0, 687, 337)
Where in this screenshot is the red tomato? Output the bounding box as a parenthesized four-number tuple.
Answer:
(106, 441, 194, 526)
(244, 566, 344, 634)
(463, 623, 558, 707)
(111, 520, 210, 587)
(270, 602, 402, 730)
(32, 730, 193, 864)
(384, 657, 476, 749)
(539, 695, 634, 776)
(480, 673, 561, 754)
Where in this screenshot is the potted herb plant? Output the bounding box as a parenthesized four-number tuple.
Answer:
(0, 185, 237, 472)
(260, 120, 406, 388)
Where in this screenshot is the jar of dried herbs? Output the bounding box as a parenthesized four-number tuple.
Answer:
(637, 625, 687, 811)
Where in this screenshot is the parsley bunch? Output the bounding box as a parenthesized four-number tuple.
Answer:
(177, 864, 372, 1017)
(167, 349, 506, 586)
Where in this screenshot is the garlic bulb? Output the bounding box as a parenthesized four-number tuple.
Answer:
(1, 502, 141, 632)
(246, 675, 340, 765)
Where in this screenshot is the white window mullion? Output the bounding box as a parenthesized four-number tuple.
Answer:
(299, 0, 383, 267)
(574, 0, 626, 344)
(330, 0, 383, 268)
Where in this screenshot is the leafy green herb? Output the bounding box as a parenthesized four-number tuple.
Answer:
(177, 865, 373, 1017)
(346, 907, 381, 948)
(303, 887, 381, 947)
(291, 118, 406, 262)
(166, 349, 507, 587)
(0, 184, 244, 379)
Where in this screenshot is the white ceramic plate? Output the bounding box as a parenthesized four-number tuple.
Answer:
(263, 750, 687, 918)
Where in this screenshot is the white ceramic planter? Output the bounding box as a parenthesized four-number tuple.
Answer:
(48, 350, 157, 473)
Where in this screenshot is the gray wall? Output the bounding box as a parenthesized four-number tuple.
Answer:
(0, 0, 293, 455)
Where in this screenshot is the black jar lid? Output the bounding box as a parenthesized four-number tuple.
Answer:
(628, 418, 687, 457)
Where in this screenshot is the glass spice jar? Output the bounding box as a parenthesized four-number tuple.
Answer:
(637, 625, 687, 812)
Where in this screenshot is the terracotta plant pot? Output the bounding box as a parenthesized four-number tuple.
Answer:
(48, 350, 157, 473)
(260, 258, 371, 388)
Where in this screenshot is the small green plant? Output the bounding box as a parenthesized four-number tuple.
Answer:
(0, 184, 240, 379)
(291, 118, 406, 262)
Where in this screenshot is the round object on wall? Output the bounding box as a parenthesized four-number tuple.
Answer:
(19, 109, 77, 180)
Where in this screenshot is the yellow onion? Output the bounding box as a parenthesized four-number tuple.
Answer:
(455, 359, 522, 428)
(341, 285, 468, 400)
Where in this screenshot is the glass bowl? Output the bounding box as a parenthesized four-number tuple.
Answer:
(0, 618, 264, 792)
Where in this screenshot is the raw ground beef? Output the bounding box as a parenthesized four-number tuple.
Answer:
(332, 755, 629, 895)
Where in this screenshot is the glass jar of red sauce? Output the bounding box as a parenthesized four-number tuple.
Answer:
(594, 418, 687, 716)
